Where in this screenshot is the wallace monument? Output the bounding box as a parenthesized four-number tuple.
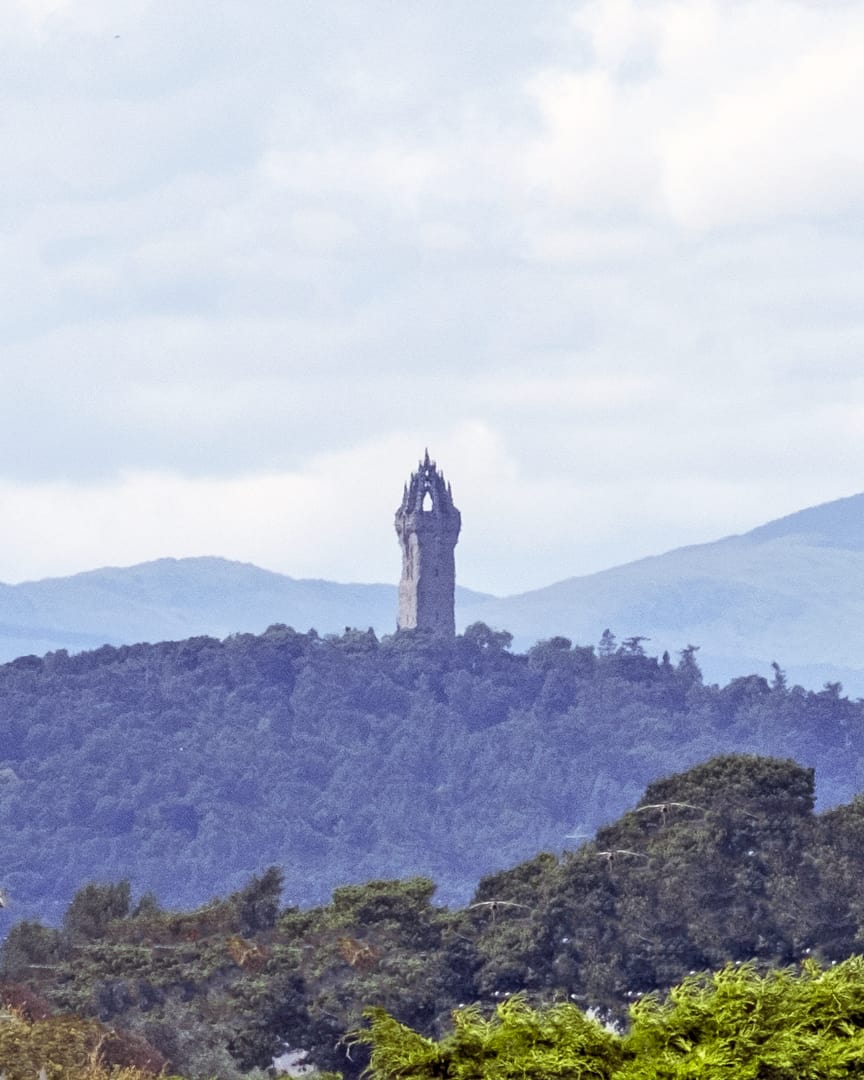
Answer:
(395, 451, 461, 636)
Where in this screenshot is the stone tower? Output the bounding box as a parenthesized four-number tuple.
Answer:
(395, 451, 461, 636)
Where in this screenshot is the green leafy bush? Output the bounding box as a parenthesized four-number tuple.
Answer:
(360, 958, 864, 1080)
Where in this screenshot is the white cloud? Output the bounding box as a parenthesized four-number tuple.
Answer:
(262, 142, 449, 211)
(659, 28, 864, 227)
(524, 0, 864, 228)
(5, 0, 72, 33)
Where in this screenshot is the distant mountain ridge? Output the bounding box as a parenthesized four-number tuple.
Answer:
(0, 557, 388, 658)
(459, 492, 864, 693)
(0, 556, 490, 663)
(732, 491, 864, 549)
(2, 491, 863, 693)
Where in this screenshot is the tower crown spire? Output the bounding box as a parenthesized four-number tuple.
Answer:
(395, 453, 461, 635)
(397, 451, 458, 517)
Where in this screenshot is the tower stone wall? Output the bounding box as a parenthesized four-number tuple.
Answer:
(395, 451, 461, 636)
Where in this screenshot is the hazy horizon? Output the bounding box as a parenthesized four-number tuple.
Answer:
(3, 483, 861, 598)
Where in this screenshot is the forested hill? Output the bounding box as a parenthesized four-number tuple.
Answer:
(1, 623, 863, 926)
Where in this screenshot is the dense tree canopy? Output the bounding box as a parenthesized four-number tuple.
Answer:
(8, 755, 864, 1077)
(1, 625, 864, 924)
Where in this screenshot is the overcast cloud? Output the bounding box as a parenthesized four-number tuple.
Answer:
(2, 0, 863, 595)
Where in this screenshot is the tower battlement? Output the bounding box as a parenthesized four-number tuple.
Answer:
(395, 450, 461, 635)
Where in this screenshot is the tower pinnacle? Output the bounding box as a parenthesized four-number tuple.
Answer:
(395, 453, 461, 635)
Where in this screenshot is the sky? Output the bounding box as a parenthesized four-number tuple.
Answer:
(2, 0, 864, 596)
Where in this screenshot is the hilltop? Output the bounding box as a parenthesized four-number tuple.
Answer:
(2, 492, 863, 693)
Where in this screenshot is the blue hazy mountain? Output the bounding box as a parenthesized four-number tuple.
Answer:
(460, 492, 864, 694)
(0, 556, 489, 662)
(1, 491, 863, 693)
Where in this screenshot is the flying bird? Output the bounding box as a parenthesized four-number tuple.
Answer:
(468, 900, 532, 922)
(596, 849, 649, 866)
(635, 801, 706, 826)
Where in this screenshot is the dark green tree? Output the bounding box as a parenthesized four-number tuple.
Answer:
(63, 881, 131, 941)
